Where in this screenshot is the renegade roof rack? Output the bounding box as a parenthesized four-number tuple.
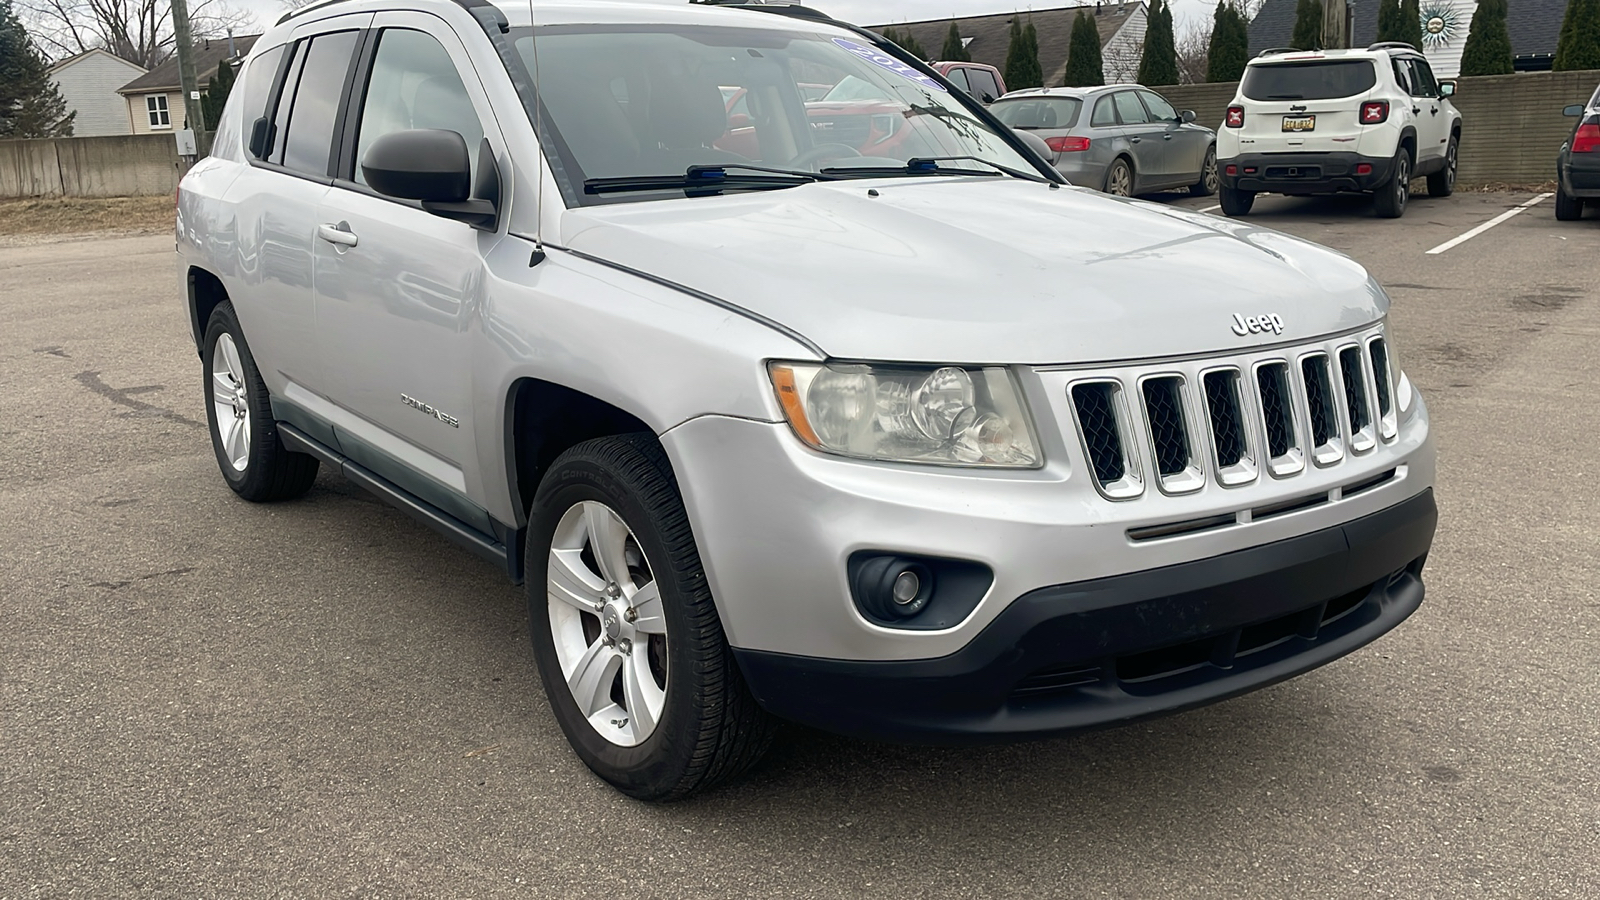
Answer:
(1367, 41, 1421, 52)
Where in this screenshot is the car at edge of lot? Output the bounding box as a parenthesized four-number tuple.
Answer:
(1216, 43, 1461, 218)
(1556, 84, 1600, 221)
(992, 85, 1218, 196)
(928, 60, 1007, 104)
(176, 0, 1438, 801)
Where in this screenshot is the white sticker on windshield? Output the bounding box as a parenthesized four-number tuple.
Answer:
(832, 37, 947, 92)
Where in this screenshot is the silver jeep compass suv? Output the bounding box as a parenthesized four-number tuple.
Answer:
(177, 0, 1437, 799)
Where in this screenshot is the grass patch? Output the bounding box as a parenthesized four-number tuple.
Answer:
(0, 195, 174, 237)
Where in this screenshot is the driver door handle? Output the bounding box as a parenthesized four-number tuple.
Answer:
(1430, 106, 1439, 115)
(317, 223, 358, 247)
(1130, 136, 1141, 144)
(1163, 133, 1173, 140)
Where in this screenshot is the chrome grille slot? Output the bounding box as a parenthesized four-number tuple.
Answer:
(1071, 381, 1144, 499)
(1203, 369, 1258, 486)
(1338, 345, 1377, 453)
(1142, 378, 1189, 477)
(1300, 354, 1345, 466)
(1368, 337, 1398, 441)
(1254, 362, 1305, 477)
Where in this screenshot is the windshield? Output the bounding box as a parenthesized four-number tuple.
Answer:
(1241, 60, 1377, 101)
(991, 97, 1083, 130)
(508, 24, 1037, 203)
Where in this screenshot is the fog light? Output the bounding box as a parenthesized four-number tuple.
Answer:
(1356, 163, 1373, 175)
(851, 556, 932, 621)
(892, 570, 921, 605)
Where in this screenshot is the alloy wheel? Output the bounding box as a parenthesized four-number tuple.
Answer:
(1107, 161, 1131, 196)
(547, 500, 668, 747)
(210, 333, 251, 472)
(1395, 155, 1409, 212)
(1203, 152, 1219, 193)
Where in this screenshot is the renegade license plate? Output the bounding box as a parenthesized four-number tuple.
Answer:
(1282, 115, 1316, 132)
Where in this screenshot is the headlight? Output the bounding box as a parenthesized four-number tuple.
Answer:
(769, 362, 1041, 468)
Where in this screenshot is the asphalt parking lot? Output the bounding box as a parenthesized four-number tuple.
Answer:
(3, 190, 1597, 898)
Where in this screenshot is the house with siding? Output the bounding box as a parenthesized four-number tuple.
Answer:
(1247, 0, 1573, 78)
(47, 50, 148, 137)
(115, 35, 259, 134)
(872, 2, 1149, 88)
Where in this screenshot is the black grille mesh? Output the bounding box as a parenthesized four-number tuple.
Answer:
(1302, 356, 1336, 447)
(1369, 339, 1392, 416)
(1203, 371, 1246, 468)
(1256, 363, 1295, 458)
(1072, 383, 1126, 484)
(1142, 378, 1190, 477)
(1339, 347, 1370, 432)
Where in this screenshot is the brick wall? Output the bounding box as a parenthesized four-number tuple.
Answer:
(1154, 69, 1600, 186)
(0, 134, 184, 198)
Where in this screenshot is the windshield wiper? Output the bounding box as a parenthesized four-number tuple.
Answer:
(823, 156, 1048, 184)
(584, 164, 837, 196)
(1265, 93, 1305, 100)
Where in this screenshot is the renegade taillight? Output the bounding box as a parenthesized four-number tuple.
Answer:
(1225, 105, 1244, 128)
(1573, 123, 1600, 153)
(1045, 135, 1091, 152)
(1360, 101, 1390, 125)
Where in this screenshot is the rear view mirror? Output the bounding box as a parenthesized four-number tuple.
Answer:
(1565, 104, 1586, 117)
(1180, 109, 1197, 124)
(1012, 128, 1053, 159)
(1439, 81, 1456, 97)
(981, 93, 996, 104)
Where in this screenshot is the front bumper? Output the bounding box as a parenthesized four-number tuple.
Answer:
(736, 488, 1435, 743)
(1220, 151, 1394, 194)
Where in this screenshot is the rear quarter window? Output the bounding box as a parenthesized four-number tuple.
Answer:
(1241, 60, 1377, 101)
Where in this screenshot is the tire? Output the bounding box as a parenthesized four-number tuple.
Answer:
(1555, 181, 1584, 220)
(1104, 157, 1133, 196)
(1427, 135, 1457, 197)
(526, 433, 775, 801)
(1374, 148, 1411, 218)
(1190, 146, 1219, 197)
(202, 301, 319, 501)
(1219, 184, 1255, 216)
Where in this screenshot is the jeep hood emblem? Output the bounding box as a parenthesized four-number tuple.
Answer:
(1232, 313, 1285, 337)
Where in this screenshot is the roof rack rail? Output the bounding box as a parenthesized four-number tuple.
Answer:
(1255, 47, 1304, 57)
(278, 0, 492, 26)
(1367, 41, 1420, 52)
(719, 2, 838, 21)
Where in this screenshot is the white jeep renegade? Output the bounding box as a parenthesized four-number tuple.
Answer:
(1217, 43, 1462, 218)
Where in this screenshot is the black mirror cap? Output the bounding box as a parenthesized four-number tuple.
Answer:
(1565, 104, 1586, 117)
(1180, 109, 1197, 124)
(360, 129, 471, 203)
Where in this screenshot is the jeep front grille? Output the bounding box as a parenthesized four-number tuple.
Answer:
(1061, 327, 1399, 500)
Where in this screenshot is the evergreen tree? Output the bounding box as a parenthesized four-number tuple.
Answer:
(1004, 16, 1044, 89)
(1063, 11, 1106, 86)
(1208, 1, 1250, 83)
(0, 0, 73, 138)
(1458, 0, 1513, 75)
(1400, 0, 1424, 48)
(1139, 0, 1179, 86)
(1291, 0, 1324, 50)
(1377, 0, 1405, 43)
(941, 21, 971, 62)
(201, 60, 235, 132)
(881, 27, 929, 60)
(1554, 0, 1600, 71)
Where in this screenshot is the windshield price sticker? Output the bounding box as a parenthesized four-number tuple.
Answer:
(832, 37, 947, 92)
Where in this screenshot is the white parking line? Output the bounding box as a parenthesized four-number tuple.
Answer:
(1425, 193, 1553, 255)
(1200, 204, 1221, 212)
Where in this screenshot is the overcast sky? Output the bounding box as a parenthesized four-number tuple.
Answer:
(229, 0, 1220, 39)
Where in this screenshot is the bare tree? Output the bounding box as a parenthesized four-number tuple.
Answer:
(1176, 20, 1211, 84)
(20, 0, 248, 67)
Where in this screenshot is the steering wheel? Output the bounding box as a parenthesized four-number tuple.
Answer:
(790, 142, 863, 169)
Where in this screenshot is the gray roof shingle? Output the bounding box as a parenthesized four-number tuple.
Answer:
(869, 2, 1144, 87)
(117, 34, 261, 94)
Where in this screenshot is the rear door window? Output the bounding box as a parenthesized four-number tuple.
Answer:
(1241, 60, 1378, 101)
(278, 30, 360, 176)
(1112, 90, 1149, 125)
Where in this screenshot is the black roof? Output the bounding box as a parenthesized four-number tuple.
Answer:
(118, 34, 261, 94)
(1248, 0, 1570, 61)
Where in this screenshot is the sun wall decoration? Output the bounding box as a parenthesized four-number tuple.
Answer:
(1419, 0, 1465, 49)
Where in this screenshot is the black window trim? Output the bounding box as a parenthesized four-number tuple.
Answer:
(246, 26, 368, 188)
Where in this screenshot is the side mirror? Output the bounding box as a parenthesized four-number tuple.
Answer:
(1012, 128, 1053, 159)
(1180, 109, 1197, 124)
(1564, 104, 1585, 117)
(248, 116, 273, 159)
(1439, 81, 1456, 97)
(361, 129, 500, 231)
(981, 92, 996, 104)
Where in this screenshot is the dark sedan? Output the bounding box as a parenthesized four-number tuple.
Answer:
(1556, 84, 1600, 221)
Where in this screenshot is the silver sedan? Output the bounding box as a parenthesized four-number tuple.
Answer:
(993, 85, 1218, 197)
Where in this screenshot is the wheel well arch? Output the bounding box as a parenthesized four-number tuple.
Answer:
(504, 378, 655, 521)
(1397, 127, 1418, 161)
(186, 266, 228, 355)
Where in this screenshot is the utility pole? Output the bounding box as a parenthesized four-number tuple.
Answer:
(170, 0, 208, 156)
(1323, 0, 1349, 48)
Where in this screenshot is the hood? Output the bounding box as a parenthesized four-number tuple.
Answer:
(560, 178, 1387, 365)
